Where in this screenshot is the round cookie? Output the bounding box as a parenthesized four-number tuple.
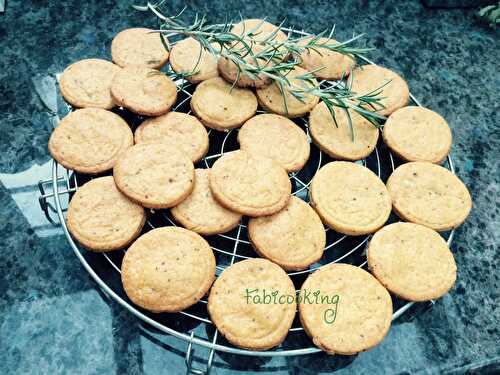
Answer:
(349, 65, 409, 116)
(209, 150, 291, 217)
(298, 37, 355, 80)
(171, 169, 242, 235)
(67, 176, 145, 251)
(134, 112, 209, 163)
(122, 227, 215, 312)
(208, 258, 296, 350)
(113, 143, 195, 209)
(310, 161, 392, 235)
(110, 66, 177, 116)
(218, 19, 288, 88)
(248, 196, 325, 271)
(111, 27, 169, 69)
(59, 58, 121, 109)
(368, 222, 457, 301)
(386, 162, 472, 231)
(256, 66, 320, 118)
(169, 37, 219, 83)
(309, 102, 379, 161)
(238, 114, 310, 172)
(383, 106, 452, 163)
(48, 108, 133, 174)
(190, 77, 258, 131)
(299, 263, 393, 355)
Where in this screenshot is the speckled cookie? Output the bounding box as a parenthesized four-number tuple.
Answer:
(110, 66, 177, 116)
(48, 108, 133, 174)
(298, 37, 355, 80)
(67, 176, 145, 251)
(111, 28, 169, 69)
(190, 77, 258, 131)
(113, 143, 194, 209)
(256, 66, 320, 118)
(309, 102, 379, 161)
(218, 19, 288, 88)
(208, 258, 296, 350)
(299, 263, 393, 355)
(171, 169, 242, 235)
(386, 162, 472, 231)
(383, 106, 452, 163)
(209, 150, 291, 217)
(368, 222, 457, 301)
(310, 161, 392, 235)
(238, 114, 310, 172)
(59, 58, 121, 109)
(349, 65, 409, 116)
(169, 37, 219, 83)
(122, 227, 215, 312)
(134, 112, 209, 163)
(248, 196, 325, 271)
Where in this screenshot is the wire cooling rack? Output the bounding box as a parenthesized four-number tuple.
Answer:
(38, 28, 456, 375)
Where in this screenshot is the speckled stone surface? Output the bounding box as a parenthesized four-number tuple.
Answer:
(0, 0, 499, 374)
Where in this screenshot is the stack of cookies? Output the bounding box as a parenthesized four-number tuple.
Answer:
(48, 20, 472, 356)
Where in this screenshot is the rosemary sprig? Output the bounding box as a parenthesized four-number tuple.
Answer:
(134, 1, 388, 140)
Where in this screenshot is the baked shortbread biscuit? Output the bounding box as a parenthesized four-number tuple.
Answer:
(208, 258, 296, 350)
(248, 196, 325, 271)
(111, 28, 169, 69)
(169, 37, 219, 83)
(48, 108, 133, 174)
(386, 162, 472, 231)
(59, 58, 121, 109)
(113, 143, 194, 209)
(122, 227, 215, 312)
(209, 150, 291, 217)
(238, 114, 310, 172)
(299, 263, 393, 355)
(310, 161, 391, 235)
(134, 112, 209, 163)
(67, 176, 145, 251)
(171, 169, 242, 235)
(383, 106, 452, 163)
(368, 222, 457, 301)
(111, 66, 177, 116)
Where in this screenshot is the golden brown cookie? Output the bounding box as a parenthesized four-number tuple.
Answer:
(298, 37, 355, 80)
(209, 150, 291, 217)
(171, 169, 242, 235)
(299, 263, 393, 355)
(169, 37, 219, 83)
(59, 58, 121, 109)
(309, 102, 379, 161)
(237, 114, 310, 172)
(383, 106, 452, 163)
(110, 66, 177, 116)
(111, 28, 169, 69)
(310, 161, 392, 235)
(248, 196, 325, 271)
(113, 143, 194, 209)
(256, 66, 320, 118)
(386, 162, 472, 231)
(122, 227, 215, 312)
(134, 112, 209, 163)
(190, 77, 258, 131)
(218, 19, 288, 88)
(67, 176, 145, 251)
(48, 108, 133, 174)
(208, 258, 296, 350)
(349, 65, 409, 116)
(368, 222, 457, 301)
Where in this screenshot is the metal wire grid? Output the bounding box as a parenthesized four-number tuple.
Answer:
(37, 28, 456, 366)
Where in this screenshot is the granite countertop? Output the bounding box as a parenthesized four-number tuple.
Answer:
(0, 0, 499, 374)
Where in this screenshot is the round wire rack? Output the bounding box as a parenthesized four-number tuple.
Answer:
(38, 27, 456, 371)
